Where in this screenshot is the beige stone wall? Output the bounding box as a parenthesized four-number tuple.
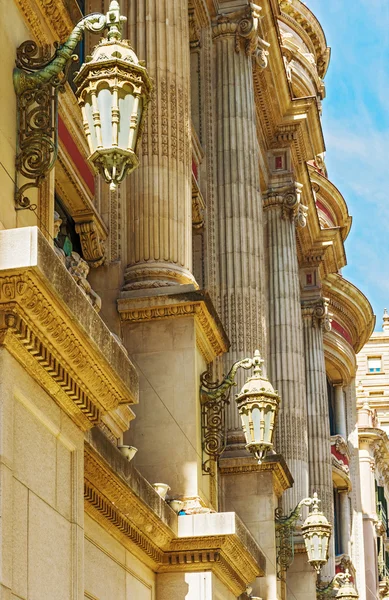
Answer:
(123, 316, 212, 506)
(0, 1, 37, 231)
(0, 349, 84, 600)
(84, 514, 155, 600)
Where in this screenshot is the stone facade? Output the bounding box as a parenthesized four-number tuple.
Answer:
(0, 0, 377, 599)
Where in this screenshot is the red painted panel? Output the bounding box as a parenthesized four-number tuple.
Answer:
(316, 199, 335, 225)
(58, 116, 95, 194)
(331, 320, 353, 346)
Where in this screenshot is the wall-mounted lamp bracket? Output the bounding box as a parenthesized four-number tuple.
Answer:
(13, 1, 126, 210)
(200, 355, 258, 474)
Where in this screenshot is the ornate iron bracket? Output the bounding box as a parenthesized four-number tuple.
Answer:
(275, 494, 318, 578)
(316, 569, 354, 599)
(13, 1, 124, 210)
(200, 353, 264, 474)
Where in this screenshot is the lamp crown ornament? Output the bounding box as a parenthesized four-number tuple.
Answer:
(13, 0, 151, 208)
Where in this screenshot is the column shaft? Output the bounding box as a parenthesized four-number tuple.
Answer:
(339, 491, 351, 556)
(124, 0, 196, 289)
(212, 14, 267, 442)
(265, 193, 308, 512)
(334, 385, 347, 439)
(302, 300, 334, 576)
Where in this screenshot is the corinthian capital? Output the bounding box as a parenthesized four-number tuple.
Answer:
(264, 182, 308, 227)
(212, 2, 270, 69)
(301, 297, 332, 331)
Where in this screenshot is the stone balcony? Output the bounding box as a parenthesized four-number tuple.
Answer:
(0, 226, 138, 437)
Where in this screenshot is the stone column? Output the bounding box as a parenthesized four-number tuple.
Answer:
(302, 297, 334, 577)
(334, 384, 347, 440)
(212, 5, 269, 446)
(339, 490, 351, 556)
(264, 182, 309, 512)
(123, 0, 196, 289)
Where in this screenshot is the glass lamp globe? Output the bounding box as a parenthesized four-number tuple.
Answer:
(301, 493, 332, 572)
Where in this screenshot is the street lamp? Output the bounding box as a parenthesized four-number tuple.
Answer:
(200, 350, 279, 472)
(13, 0, 151, 208)
(276, 493, 332, 575)
(235, 350, 280, 462)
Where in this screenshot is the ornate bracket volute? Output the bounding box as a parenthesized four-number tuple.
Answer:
(74, 220, 106, 268)
(212, 3, 270, 69)
(301, 297, 332, 331)
(264, 182, 308, 227)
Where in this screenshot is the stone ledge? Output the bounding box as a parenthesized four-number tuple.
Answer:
(219, 454, 294, 497)
(118, 286, 229, 362)
(85, 427, 266, 595)
(0, 226, 138, 431)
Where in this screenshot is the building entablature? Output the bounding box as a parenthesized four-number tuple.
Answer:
(323, 273, 375, 355)
(277, 0, 330, 80)
(279, 20, 326, 100)
(309, 165, 352, 239)
(85, 427, 266, 596)
(0, 226, 138, 435)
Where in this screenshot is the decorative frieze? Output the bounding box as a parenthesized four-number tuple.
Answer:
(0, 226, 138, 433)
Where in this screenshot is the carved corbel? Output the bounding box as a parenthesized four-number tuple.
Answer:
(301, 297, 332, 331)
(74, 220, 106, 268)
(189, 4, 202, 49)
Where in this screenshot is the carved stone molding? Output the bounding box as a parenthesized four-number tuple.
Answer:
(74, 220, 106, 268)
(0, 227, 138, 432)
(192, 175, 206, 229)
(118, 290, 229, 364)
(212, 3, 270, 69)
(219, 454, 294, 498)
(331, 435, 350, 459)
(15, 0, 75, 46)
(84, 430, 265, 596)
(301, 297, 331, 331)
(264, 182, 308, 227)
(189, 4, 202, 49)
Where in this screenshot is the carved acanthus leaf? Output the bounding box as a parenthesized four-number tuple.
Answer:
(74, 220, 106, 268)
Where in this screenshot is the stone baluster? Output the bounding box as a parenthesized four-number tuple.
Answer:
(264, 182, 309, 513)
(302, 297, 334, 577)
(212, 4, 268, 446)
(123, 0, 196, 290)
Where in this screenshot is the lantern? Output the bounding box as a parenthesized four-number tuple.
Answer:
(336, 570, 359, 599)
(301, 492, 332, 572)
(235, 350, 280, 462)
(74, 2, 152, 189)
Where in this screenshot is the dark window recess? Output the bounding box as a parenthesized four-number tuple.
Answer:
(54, 195, 82, 257)
(333, 489, 341, 556)
(68, 38, 85, 94)
(76, 0, 85, 13)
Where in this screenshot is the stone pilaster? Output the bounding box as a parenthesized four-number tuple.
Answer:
(212, 4, 268, 445)
(301, 296, 334, 578)
(264, 182, 309, 512)
(123, 0, 196, 290)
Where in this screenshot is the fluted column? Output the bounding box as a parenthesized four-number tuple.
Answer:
(123, 0, 196, 289)
(212, 5, 269, 445)
(302, 297, 334, 577)
(264, 183, 309, 512)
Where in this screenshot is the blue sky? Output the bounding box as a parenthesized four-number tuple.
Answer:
(305, 0, 389, 329)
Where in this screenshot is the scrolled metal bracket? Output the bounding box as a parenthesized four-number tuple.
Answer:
(316, 569, 353, 599)
(13, 1, 124, 210)
(200, 351, 264, 474)
(275, 494, 318, 578)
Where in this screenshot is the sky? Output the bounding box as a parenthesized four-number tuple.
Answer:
(304, 0, 389, 330)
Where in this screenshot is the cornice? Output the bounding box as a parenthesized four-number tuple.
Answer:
(0, 227, 138, 432)
(323, 273, 375, 354)
(84, 428, 265, 596)
(278, 0, 330, 79)
(118, 288, 229, 363)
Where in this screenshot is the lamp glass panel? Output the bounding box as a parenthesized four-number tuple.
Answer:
(118, 87, 135, 150)
(251, 405, 262, 444)
(85, 99, 97, 153)
(265, 407, 273, 443)
(97, 86, 113, 148)
(241, 411, 251, 440)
